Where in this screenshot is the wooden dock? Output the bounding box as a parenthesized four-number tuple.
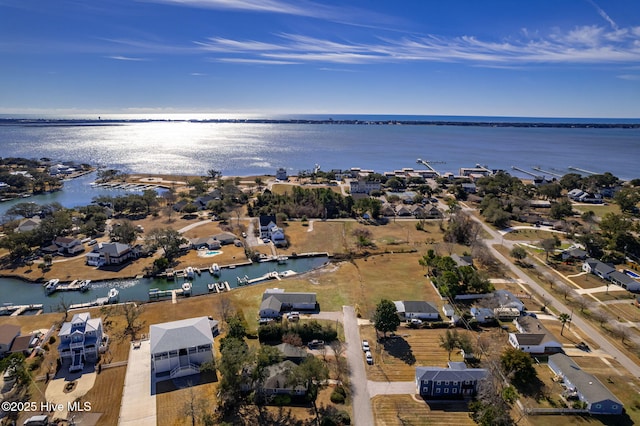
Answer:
(0, 304, 44, 316)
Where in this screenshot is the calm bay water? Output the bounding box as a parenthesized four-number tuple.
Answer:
(0, 256, 329, 312)
(0, 115, 638, 180)
(0, 114, 638, 307)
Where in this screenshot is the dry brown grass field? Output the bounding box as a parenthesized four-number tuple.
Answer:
(372, 394, 477, 426)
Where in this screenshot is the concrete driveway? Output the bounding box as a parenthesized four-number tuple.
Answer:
(118, 340, 156, 426)
(45, 371, 96, 421)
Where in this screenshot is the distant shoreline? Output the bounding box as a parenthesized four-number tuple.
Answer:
(0, 118, 638, 129)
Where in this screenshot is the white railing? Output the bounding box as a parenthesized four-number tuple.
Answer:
(170, 363, 199, 378)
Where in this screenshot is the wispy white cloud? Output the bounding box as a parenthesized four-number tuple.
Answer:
(190, 72, 206, 76)
(107, 55, 148, 61)
(144, 0, 341, 20)
(214, 57, 298, 65)
(586, 0, 619, 30)
(617, 74, 640, 80)
(195, 25, 640, 66)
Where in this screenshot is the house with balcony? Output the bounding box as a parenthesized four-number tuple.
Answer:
(85, 242, 136, 267)
(53, 236, 84, 256)
(57, 312, 104, 372)
(150, 316, 216, 380)
(415, 362, 487, 398)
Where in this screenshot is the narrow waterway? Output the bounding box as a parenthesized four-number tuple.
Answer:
(0, 256, 329, 313)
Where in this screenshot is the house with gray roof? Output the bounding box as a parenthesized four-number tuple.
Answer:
(58, 312, 104, 372)
(451, 254, 474, 268)
(190, 236, 222, 250)
(85, 242, 136, 267)
(582, 258, 615, 280)
(150, 316, 216, 380)
(394, 301, 439, 321)
(508, 333, 563, 355)
(275, 343, 310, 364)
(493, 289, 525, 312)
(261, 360, 307, 396)
(609, 270, 640, 292)
(548, 353, 623, 415)
(259, 288, 317, 318)
(561, 248, 589, 261)
(415, 362, 487, 398)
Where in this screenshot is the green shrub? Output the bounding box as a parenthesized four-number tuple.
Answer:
(48, 336, 56, 344)
(330, 390, 346, 404)
(272, 394, 291, 406)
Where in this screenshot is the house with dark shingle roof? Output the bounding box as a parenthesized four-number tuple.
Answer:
(609, 270, 640, 292)
(549, 353, 623, 415)
(259, 289, 317, 318)
(415, 362, 487, 398)
(150, 316, 216, 380)
(582, 258, 615, 280)
(394, 301, 439, 321)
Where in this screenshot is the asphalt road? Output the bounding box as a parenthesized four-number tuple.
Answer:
(466, 207, 640, 378)
(343, 305, 374, 426)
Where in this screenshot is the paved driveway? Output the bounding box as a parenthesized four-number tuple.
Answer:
(368, 380, 415, 397)
(343, 306, 374, 426)
(118, 340, 156, 426)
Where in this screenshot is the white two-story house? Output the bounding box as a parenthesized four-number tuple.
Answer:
(58, 312, 104, 372)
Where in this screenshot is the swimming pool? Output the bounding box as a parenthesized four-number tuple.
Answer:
(198, 250, 222, 258)
(624, 269, 640, 279)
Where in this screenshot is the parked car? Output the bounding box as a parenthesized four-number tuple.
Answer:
(409, 318, 423, 325)
(308, 339, 325, 349)
(362, 340, 370, 352)
(365, 351, 373, 365)
(287, 312, 300, 322)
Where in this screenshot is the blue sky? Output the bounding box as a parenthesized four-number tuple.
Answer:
(1, 0, 639, 117)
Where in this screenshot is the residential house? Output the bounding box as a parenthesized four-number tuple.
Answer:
(493, 307, 521, 321)
(261, 360, 307, 396)
(609, 270, 640, 292)
(8, 334, 35, 356)
(275, 343, 310, 364)
(548, 353, 623, 415)
(259, 215, 278, 239)
(529, 199, 552, 208)
(16, 217, 41, 233)
(470, 307, 495, 324)
(150, 316, 216, 380)
(190, 236, 222, 250)
(0, 324, 21, 357)
(58, 312, 104, 372)
(442, 304, 455, 318)
(259, 215, 288, 246)
(514, 315, 547, 334)
(561, 248, 589, 261)
(494, 289, 526, 312)
(415, 362, 487, 398)
(212, 232, 238, 245)
(349, 178, 381, 194)
(171, 200, 189, 212)
(53, 236, 84, 255)
(85, 242, 136, 267)
(582, 258, 615, 280)
(461, 183, 477, 194)
(394, 205, 412, 217)
(394, 301, 440, 321)
(259, 289, 317, 318)
(380, 203, 396, 217)
(451, 254, 474, 268)
(508, 333, 563, 355)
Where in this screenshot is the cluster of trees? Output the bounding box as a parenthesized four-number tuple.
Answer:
(0, 204, 72, 262)
(419, 251, 493, 297)
(258, 320, 338, 344)
(248, 186, 354, 219)
(93, 190, 159, 217)
(218, 315, 330, 423)
(0, 158, 65, 195)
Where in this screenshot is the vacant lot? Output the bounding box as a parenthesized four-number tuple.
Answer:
(360, 324, 478, 382)
(372, 395, 476, 426)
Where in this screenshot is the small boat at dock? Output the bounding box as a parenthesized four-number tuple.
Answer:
(182, 281, 192, 295)
(185, 266, 195, 279)
(44, 279, 60, 295)
(209, 263, 221, 275)
(107, 288, 120, 303)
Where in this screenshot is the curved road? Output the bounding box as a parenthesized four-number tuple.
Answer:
(465, 206, 640, 378)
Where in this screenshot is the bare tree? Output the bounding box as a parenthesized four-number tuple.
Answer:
(120, 303, 145, 341)
(181, 385, 210, 426)
(574, 295, 591, 313)
(330, 341, 348, 385)
(539, 294, 552, 311)
(556, 283, 572, 300)
(591, 308, 608, 326)
(217, 294, 235, 324)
